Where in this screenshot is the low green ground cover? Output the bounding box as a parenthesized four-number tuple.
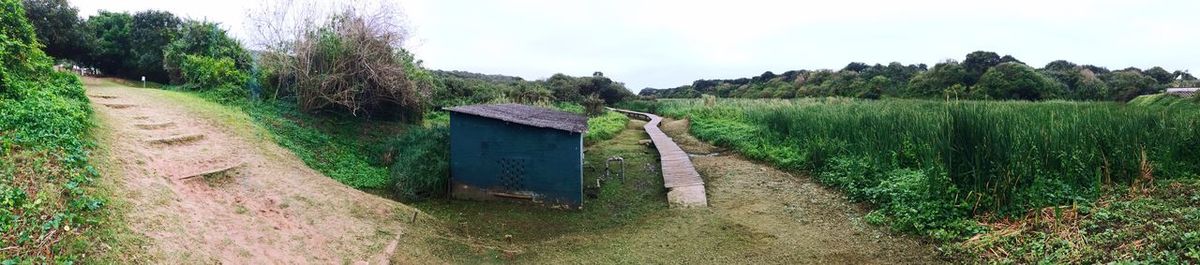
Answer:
(1, 0, 102, 261)
(585, 110, 629, 144)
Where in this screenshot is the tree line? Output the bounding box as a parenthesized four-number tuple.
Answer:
(22, 0, 633, 122)
(432, 70, 634, 114)
(641, 51, 1198, 102)
(22, 0, 250, 85)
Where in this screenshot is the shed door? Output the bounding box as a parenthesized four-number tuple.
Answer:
(497, 157, 527, 191)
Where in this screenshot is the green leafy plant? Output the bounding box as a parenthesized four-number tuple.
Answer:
(179, 54, 248, 101)
(585, 110, 629, 144)
(1, 0, 99, 262)
(389, 126, 450, 201)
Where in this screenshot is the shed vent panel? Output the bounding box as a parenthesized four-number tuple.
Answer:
(497, 158, 526, 191)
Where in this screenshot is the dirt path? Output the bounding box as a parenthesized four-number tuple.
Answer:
(658, 118, 943, 264)
(86, 78, 440, 264)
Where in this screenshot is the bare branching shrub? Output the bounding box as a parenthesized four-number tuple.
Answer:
(583, 94, 605, 116)
(248, 0, 428, 121)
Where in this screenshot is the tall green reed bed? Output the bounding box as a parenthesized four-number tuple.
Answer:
(659, 98, 1200, 240)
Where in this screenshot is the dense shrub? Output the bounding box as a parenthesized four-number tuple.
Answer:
(179, 55, 248, 100)
(613, 99, 658, 113)
(584, 110, 629, 144)
(582, 94, 605, 116)
(269, 13, 429, 121)
(389, 126, 449, 201)
(660, 98, 1200, 240)
(973, 62, 1063, 100)
(163, 21, 251, 86)
(431, 71, 635, 110)
(21, 0, 85, 60)
(1, 0, 99, 262)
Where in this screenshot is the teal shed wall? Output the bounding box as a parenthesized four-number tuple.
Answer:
(448, 112, 584, 208)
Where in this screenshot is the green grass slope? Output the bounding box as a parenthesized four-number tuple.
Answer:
(1, 1, 103, 262)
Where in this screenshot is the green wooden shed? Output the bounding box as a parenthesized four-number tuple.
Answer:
(446, 104, 588, 209)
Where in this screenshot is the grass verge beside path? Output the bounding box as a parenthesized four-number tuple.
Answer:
(1, 6, 106, 259)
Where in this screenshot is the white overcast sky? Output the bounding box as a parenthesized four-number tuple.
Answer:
(72, 0, 1200, 91)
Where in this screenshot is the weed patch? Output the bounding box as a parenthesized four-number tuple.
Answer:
(1, 1, 101, 261)
(584, 110, 628, 144)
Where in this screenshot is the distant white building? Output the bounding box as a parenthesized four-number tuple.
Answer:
(1167, 88, 1199, 98)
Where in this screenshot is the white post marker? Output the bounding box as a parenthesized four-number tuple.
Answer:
(141, 76, 146, 88)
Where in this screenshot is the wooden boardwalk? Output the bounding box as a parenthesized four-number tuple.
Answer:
(609, 108, 707, 208)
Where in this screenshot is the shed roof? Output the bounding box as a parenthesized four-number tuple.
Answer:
(446, 104, 589, 133)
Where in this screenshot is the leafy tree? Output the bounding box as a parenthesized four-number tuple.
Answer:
(858, 75, 888, 99)
(1174, 70, 1195, 81)
(82, 11, 134, 77)
(1143, 66, 1176, 85)
(973, 62, 1062, 100)
(999, 55, 1023, 65)
(843, 62, 869, 72)
(962, 51, 1002, 85)
(1044, 60, 1078, 72)
(1073, 69, 1110, 101)
(178, 54, 248, 100)
(1081, 65, 1110, 75)
(1106, 70, 1158, 101)
(545, 73, 583, 102)
(906, 60, 968, 98)
(129, 10, 181, 82)
(21, 0, 84, 60)
(1120, 67, 1143, 74)
(163, 21, 250, 84)
(752, 71, 777, 83)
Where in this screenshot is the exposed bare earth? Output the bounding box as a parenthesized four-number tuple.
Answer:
(86, 78, 440, 264)
(658, 118, 944, 264)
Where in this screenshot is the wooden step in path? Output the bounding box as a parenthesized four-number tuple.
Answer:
(609, 108, 707, 208)
(176, 162, 245, 181)
(146, 133, 205, 145)
(135, 121, 176, 130)
(101, 103, 137, 109)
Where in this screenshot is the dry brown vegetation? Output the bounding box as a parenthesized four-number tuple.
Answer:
(250, 0, 429, 120)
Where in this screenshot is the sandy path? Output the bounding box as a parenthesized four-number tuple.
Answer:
(660, 118, 943, 264)
(86, 78, 439, 264)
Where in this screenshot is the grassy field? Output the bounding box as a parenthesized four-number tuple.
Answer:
(657, 97, 1200, 262)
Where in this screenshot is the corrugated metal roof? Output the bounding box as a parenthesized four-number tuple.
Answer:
(446, 104, 589, 133)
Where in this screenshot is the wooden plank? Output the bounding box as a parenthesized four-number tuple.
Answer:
(177, 162, 243, 180)
(101, 103, 137, 109)
(608, 108, 707, 207)
(135, 121, 176, 130)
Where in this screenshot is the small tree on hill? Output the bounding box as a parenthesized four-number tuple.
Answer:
(974, 62, 1062, 100)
